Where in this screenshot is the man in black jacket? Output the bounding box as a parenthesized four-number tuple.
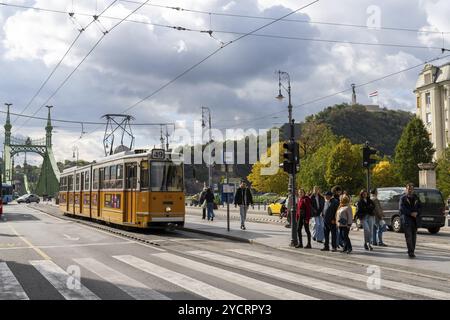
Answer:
(321, 191, 339, 252)
(311, 186, 325, 243)
(399, 183, 421, 258)
(234, 181, 254, 230)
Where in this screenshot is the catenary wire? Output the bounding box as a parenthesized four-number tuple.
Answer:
(11, 0, 119, 124)
(15, 0, 151, 131)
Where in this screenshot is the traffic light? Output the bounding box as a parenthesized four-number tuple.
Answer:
(362, 144, 377, 168)
(281, 141, 299, 174)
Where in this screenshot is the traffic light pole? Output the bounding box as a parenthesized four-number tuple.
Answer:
(289, 119, 297, 247)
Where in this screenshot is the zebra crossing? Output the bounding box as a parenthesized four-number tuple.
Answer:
(1, 248, 450, 300)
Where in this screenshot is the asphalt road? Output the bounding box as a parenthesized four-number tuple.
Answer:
(1, 203, 450, 300)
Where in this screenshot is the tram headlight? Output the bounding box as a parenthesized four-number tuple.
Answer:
(166, 207, 172, 213)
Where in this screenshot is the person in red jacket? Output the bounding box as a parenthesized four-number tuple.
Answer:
(296, 189, 312, 248)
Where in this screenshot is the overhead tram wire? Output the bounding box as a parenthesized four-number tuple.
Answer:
(215, 53, 450, 130)
(10, 0, 119, 125)
(120, 0, 450, 35)
(0, 110, 174, 126)
(72, 0, 320, 144)
(15, 0, 151, 132)
(3, 1, 449, 36)
(1, 2, 447, 52)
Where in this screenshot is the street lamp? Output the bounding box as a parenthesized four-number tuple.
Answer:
(276, 70, 297, 247)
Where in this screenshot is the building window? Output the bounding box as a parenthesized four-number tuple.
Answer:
(425, 92, 431, 107)
(426, 113, 432, 124)
(424, 73, 432, 84)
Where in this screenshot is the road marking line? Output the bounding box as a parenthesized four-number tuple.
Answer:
(30, 260, 99, 300)
(153, 252, 317, 300)
(188, 250, 392, 300)
(278, 246, 450, 282)
(0, 262, 29, 300)
(230, 249, 450, 300)
(113, 255, 243, 300)
(38, 241, 134, 249)
(74, 258, 170, 300)
(7, 224, 51, 260)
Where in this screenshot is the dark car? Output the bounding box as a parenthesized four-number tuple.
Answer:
(16, 194, 40, 204)
(377, 187, 446, 234)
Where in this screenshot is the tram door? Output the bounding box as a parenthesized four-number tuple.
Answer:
(124, 163, 137, 224)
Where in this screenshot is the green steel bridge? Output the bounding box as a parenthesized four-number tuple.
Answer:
(2, 105, 60, 196)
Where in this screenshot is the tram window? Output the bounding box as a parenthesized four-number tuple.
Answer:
(117, 165, 123, 189)
(93, 169, 98, 189)
(125, 163, 137, 189)
(140, 161, 149, 190)
(68, 175, 73, 191)
(84, 171, 90, 190)
(76, 174, 81, 191)
(150, 162, 183, 192)
(99, 168, 105, 189)
(110, 165, 117, 189)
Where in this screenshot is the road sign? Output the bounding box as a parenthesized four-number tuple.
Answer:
(213, 183, 219, 192)
(223, 184, 235, 194)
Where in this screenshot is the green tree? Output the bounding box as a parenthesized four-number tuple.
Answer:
(394, 117, 434, 185)
(297, 135, 338, 192)
(325, 138, 365, 194)
(436, 148, 450, 199)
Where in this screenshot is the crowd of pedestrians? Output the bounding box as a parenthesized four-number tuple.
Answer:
(199, 181, 421, 259)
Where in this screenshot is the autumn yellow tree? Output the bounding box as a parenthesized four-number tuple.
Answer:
(372, 160, 401, 188)
(247, 142, 289, 194)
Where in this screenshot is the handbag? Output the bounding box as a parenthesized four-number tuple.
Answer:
(201, 200, 207, 209)
(338, 218, 348, 225)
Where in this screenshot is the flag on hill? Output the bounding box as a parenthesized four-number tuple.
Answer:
(369, 91, 378, 98)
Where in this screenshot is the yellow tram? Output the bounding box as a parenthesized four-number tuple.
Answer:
(58, 149, 185, 228)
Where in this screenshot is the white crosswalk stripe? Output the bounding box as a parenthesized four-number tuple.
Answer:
(188, 250, 393, 300)
(74, 258, 170, 300)
(230, 249, 450, 300)
(153, 252, 317, 300)
(0, 262, 29, 300)
(113, 255, 243, 300)
(30, 260, 99, 300)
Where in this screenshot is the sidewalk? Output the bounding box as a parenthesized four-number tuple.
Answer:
(182, 214, 450, 277)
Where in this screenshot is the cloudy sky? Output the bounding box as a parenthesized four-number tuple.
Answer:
(0, 0, 449, 164)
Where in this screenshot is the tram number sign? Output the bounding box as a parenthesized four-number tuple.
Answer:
(151, 149, 165, 159)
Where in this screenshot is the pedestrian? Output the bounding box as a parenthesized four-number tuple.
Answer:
(234, 180, 254, 230)
(321, 191, 339, 252)
(336, 195, 353, 254)
(205, 187, 215, 221)
(199, 187, 207, 220)
(371, 189, 387, 247)
(310, 186, 325, 243)
(356, 189, 376, 251)
(296, 189, 312, 248)
(399, 183, 421, 258)
(332, 186, 344, 248)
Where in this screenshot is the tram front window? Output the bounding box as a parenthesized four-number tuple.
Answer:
(150, 162, 183, 192)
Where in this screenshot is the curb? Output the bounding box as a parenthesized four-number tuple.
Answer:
(180, 226, 253, 244)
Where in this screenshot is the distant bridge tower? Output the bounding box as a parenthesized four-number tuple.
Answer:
(3, 105, 60, 196)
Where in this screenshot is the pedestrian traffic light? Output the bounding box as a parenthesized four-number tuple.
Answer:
(362, 144, 377, 168)
(281, 141, 299, 174)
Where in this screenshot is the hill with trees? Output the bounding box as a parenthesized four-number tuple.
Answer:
(306, 103, 413, 156)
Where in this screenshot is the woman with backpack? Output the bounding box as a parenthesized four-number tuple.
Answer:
(336, 195, 353, 254)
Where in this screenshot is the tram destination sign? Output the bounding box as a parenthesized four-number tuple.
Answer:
(151, 148, 165, 159)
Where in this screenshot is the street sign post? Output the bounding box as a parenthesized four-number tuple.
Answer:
(223, 150, 234, 232)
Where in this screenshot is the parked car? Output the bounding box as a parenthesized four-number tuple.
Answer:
(16, 194, 40, 204)
(377, 187, 446, 234)
(268, 197, 287, 216)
